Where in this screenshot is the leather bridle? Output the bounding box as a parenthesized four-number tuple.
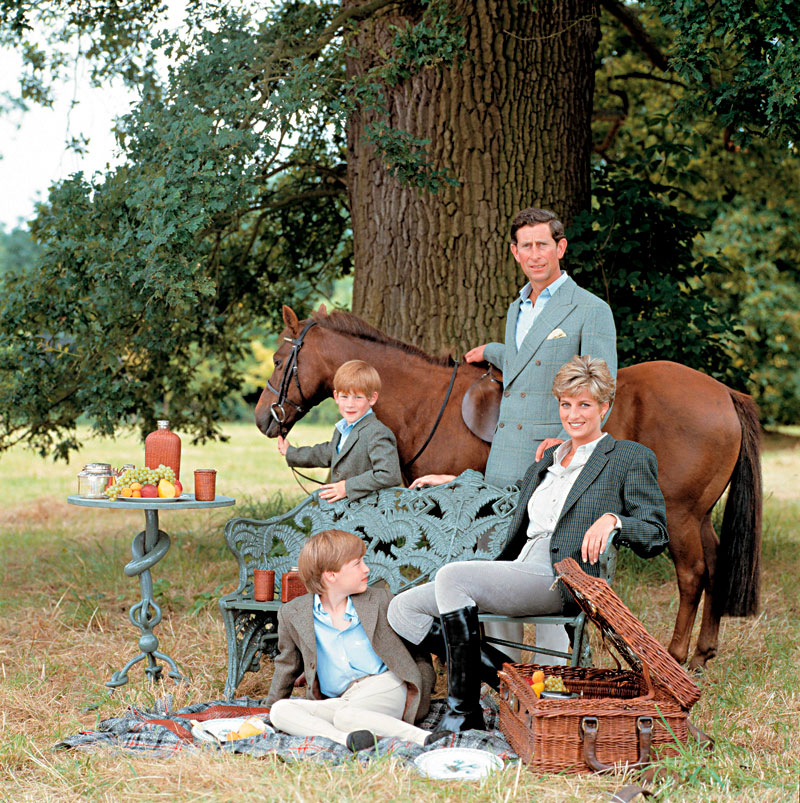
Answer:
(265, 320, 317, 435)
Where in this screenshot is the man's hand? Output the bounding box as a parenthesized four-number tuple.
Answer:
(464, 344, 486, 363)
(277, 435, 290, 456)
(319, 480, 347, 502)
(580, 513, 618, 565)
(409, 474, 457, 489)
(536, 438, 564, 461)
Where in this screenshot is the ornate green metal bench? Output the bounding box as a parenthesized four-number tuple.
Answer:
(219, 469, 617, 699)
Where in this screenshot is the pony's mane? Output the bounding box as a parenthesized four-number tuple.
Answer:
(312, 309, 453, 366)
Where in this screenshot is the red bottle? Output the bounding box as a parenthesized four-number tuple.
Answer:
(144, 419, 181, 481)
(280, 568, 307, 602)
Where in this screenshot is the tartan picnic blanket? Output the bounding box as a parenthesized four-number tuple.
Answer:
(54, 692, 518, 766)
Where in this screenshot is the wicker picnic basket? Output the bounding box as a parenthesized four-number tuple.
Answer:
(497, 557, 701, 774)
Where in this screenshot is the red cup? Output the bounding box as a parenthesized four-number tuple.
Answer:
(253, 569, 275, 602)
(194, 469, 217, 501)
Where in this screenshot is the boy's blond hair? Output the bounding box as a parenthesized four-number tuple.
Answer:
(297, 529, 366, 595)
(333, 360, 381, 396)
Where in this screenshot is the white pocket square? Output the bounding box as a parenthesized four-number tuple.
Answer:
(546, 328, 567, 340)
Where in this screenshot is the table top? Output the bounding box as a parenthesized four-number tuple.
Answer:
(67, 494, 235, 510)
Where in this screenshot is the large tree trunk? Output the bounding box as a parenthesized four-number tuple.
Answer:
(345, 0, 599, 354)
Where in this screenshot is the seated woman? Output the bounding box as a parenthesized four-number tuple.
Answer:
(387, 355, 669, 732)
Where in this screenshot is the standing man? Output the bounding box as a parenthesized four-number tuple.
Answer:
(465, 207, 617, 663)
(465, 207, 617, 490)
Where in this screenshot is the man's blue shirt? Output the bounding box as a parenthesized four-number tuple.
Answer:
(515, 271, 569, 350)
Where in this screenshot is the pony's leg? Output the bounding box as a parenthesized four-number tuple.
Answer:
(666, 517, 707, 666)
(688, 514, 720, 670)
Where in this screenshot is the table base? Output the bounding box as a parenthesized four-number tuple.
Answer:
(107, 509, 184, 689)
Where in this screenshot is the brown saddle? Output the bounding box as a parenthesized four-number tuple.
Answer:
(461, 367, 502, 443)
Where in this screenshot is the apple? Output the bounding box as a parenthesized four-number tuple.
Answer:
(174, 480, 183, 497)
(157, 479, 177, 498)
(140, 484, 158, 498)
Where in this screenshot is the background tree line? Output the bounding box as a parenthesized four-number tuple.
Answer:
(0, 0, 798, 459)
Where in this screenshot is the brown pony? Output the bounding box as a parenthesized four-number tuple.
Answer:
(256, 306, 762, 670)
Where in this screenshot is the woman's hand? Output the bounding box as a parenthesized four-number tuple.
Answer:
(580, 513, 618, 565)
(277, 435, 290, 456)
(409, 474, 456, 489)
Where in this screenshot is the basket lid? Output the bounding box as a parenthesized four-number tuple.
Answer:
(555, 557, 701, 709)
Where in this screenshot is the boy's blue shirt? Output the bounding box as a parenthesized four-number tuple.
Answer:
(334, 408, 373, 453)
(312, 593, 386, 697)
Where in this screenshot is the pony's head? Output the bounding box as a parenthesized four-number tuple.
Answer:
(254, 305, 332, 437)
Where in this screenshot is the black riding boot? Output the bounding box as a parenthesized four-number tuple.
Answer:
(439, 606, 486, 732)
(479, 640, 511, 691)
(418, 617, 446, 661)
(420, 617, 509, 691)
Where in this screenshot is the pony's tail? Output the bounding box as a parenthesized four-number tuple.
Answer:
(713, 390, 762, 618)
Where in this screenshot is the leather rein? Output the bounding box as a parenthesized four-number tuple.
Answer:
(264, 319, 459, 477)
(404, 359, 459, 469)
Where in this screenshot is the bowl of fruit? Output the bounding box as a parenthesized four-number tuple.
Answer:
(105, 465, 184, 501)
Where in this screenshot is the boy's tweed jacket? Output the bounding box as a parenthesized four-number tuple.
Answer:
(496, 434, 668, 613)
(285, 413, 402, 501)
(482, 275, 617, 488)
(264, 586, 435, 724)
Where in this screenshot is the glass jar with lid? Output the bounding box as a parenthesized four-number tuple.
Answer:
(77, 463, 115, 498)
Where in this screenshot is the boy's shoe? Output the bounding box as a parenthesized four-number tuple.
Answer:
(346, 729, 377, 752)
(423, 730, 453, 747)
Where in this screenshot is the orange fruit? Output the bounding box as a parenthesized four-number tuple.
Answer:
(532, 681, 545, 698)
(132, 490, 142, 497)
(120, 486, 133, 497)
(532, 670, 545, 684)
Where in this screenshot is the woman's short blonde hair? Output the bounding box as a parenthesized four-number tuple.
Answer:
(297, 529, 366, 595)
(333, 360, 381, 396)
(552, 355, 616, 405)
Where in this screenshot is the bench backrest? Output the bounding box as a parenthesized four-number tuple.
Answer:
(224, 470, 519, 595)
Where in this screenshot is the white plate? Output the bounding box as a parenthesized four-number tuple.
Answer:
(191, 716, 274, 743)
(114, 493, 189, 502)
(414, 747, 503, 780)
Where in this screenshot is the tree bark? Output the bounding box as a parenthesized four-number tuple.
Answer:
(345, 0, 599, 354)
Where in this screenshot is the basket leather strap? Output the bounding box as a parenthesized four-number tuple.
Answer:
(609, 785, 653, 802)
(581, 715, 654, 773)
(688, 718, 715, 750)
(609, 718, 714, 801)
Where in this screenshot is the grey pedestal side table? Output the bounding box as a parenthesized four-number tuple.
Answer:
(67, 493, 235, 688)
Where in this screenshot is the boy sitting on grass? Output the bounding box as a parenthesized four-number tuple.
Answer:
(277, 359, 402, 502)
(265, 530, 450, 752)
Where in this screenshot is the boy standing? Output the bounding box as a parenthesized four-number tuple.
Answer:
(265, 530, 448, 751)
(277, 360, 402, 502)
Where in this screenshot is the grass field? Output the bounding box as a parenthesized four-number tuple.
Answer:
(1, 422, 798, 801)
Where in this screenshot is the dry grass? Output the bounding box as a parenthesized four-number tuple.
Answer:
(1, 424, 799, 801)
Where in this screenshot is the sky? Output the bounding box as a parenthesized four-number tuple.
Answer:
(0, 47, 138, 230)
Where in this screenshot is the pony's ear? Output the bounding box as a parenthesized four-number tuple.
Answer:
(316, 303, 327, 316)
(282, 305, 300, 334)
